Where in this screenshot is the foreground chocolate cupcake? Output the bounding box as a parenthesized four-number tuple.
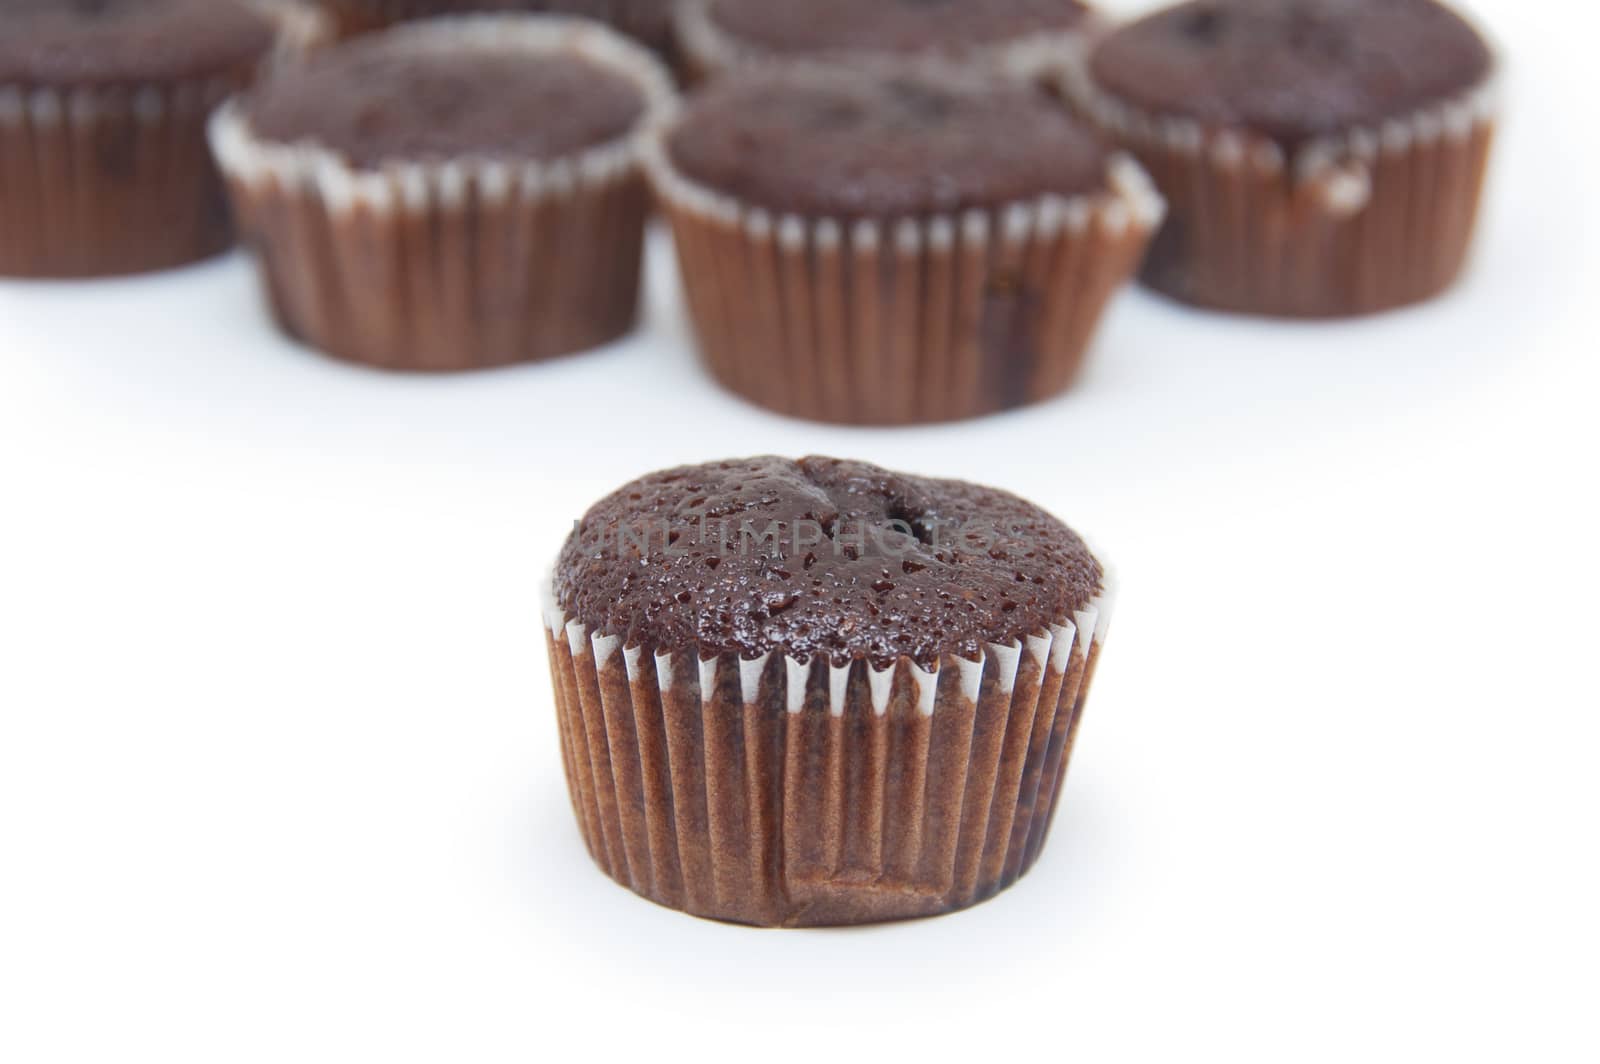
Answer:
(545, 456, 1115, 927)
(0, 0, 324, 278)
(319, 1, 676, 65)
(677, 0, 1101, 82)
(647, 67, 1161, 424)
(210, 15, 672, 371)
(1062, 0, 1498, 317)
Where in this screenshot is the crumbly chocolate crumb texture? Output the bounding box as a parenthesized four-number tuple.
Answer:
(708, 0, 1093, 55)
(1091, 0, 1491, 144)
(244, 41, 645, 168)
(0, 0, 276, 85)
(555, 457, 1102, 667)
(667, 68, 1109, 218)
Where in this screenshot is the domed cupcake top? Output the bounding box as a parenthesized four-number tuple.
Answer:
(666, 67, 1110, 218)
(555, 457, 1103, 668)
(241, 31, 648, 169)
(1090, 0, 1492, 144)
(704, 0, 1095, 57)
(0, 0, 276, 85)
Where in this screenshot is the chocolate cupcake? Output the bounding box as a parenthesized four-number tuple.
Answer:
(319, 1, 676, 66)
(677, 0, 1102, 82)
(0, 0, 325, 278)
(1061, 0, 1498, 317)
(209, 15, 673, 371)
(544, 457, 1115, 927)
(647, 66, 1162, 425)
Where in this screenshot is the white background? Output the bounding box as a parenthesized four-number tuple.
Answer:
(2, 1, 1596, 1059)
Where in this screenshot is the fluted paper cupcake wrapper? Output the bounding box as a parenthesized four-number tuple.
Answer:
(644, 130, 1162, 425)
(322, 0, 677, 59)
(543, 571, 1116, 927)
(674, 0, 1107, 85)
(208, 16, 674, 371)
(0, 1, 328, 279)
(1056, 55, 1499, 317)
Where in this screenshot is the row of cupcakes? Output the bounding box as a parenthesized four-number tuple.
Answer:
(209, 14, 1164, 423)
(0, 1, 1499, 427)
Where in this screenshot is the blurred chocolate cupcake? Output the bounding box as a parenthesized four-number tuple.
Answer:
(319, 1, 676, 66)
(647, 66, 1161, 424)
(0, 0, 325, 278)
(678, 0, 1102, 82)
(210, 15, 672, 371)
(1061, 0, 1497, 317)
(545, 456, 1115, 927)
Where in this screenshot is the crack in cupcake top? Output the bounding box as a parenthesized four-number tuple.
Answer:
(707, 0, 1094, 56)
(0, 0, 276, 86)
(555, 457, 1102, 668)
(1090, 0, 1492, 145)
(242, 34, 646, 169)
(667, 67, 1109, 218)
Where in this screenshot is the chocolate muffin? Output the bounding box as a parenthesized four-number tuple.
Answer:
(646, 66, 1161, 424)
(545, 457, 1115, 927)
(677, 0, 1101, 82)
(209, 15, 673, 371)
(0, 0, 325, 278)
(1061, 0, 1498, 317)
(319, 1, 677, 67)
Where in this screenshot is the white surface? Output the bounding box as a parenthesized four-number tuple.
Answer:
(1, 1, 1597, 1060)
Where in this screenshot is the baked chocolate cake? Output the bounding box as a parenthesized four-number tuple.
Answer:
(1066, 0, 1498, 316)
(319, 0, 676, 65)
(1089, 0, 1491, 146)
(545, 457, 1116, 926)
(244, 46, 646, 167)
(667, 71, 1110, 219)
(678, 0, 1100, 80)
(211, 15, 672, 370)
(0, 0, 313, 277)
(648, 67, 1161, 424)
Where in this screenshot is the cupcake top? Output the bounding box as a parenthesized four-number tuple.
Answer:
(0, 0, 277, 86)
(1090, 0, 1493, 144)
(667, 68, 1109, 218)
(703, 0, 1095, 57)
(241, 30, 648, 168)
(555, 456, 1103, 668)
(328, 1, 675, 45)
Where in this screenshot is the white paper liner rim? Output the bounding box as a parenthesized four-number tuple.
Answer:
(1057, 38, 1502, 216)
(641, 105, 1166, 246)
(540, 537, 1116, 716)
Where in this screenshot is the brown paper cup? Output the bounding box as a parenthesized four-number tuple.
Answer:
(1057, 57, 1499, 317)
(0, 1, 328, 279)
(645, 130, 1162, 425)
(208, 15, 674, 371)
(675, 0, 1106, 85)
(543, 567, 1116, 927)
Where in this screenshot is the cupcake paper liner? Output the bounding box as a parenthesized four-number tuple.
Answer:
(543, 567, 1115, 927)
(0, 1, 328, 279)
(675, 0, 1106, 85)
(1057, 55, 1499, 317)
(644, 129, 1163, 425)
(208, 16, 674, 371)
